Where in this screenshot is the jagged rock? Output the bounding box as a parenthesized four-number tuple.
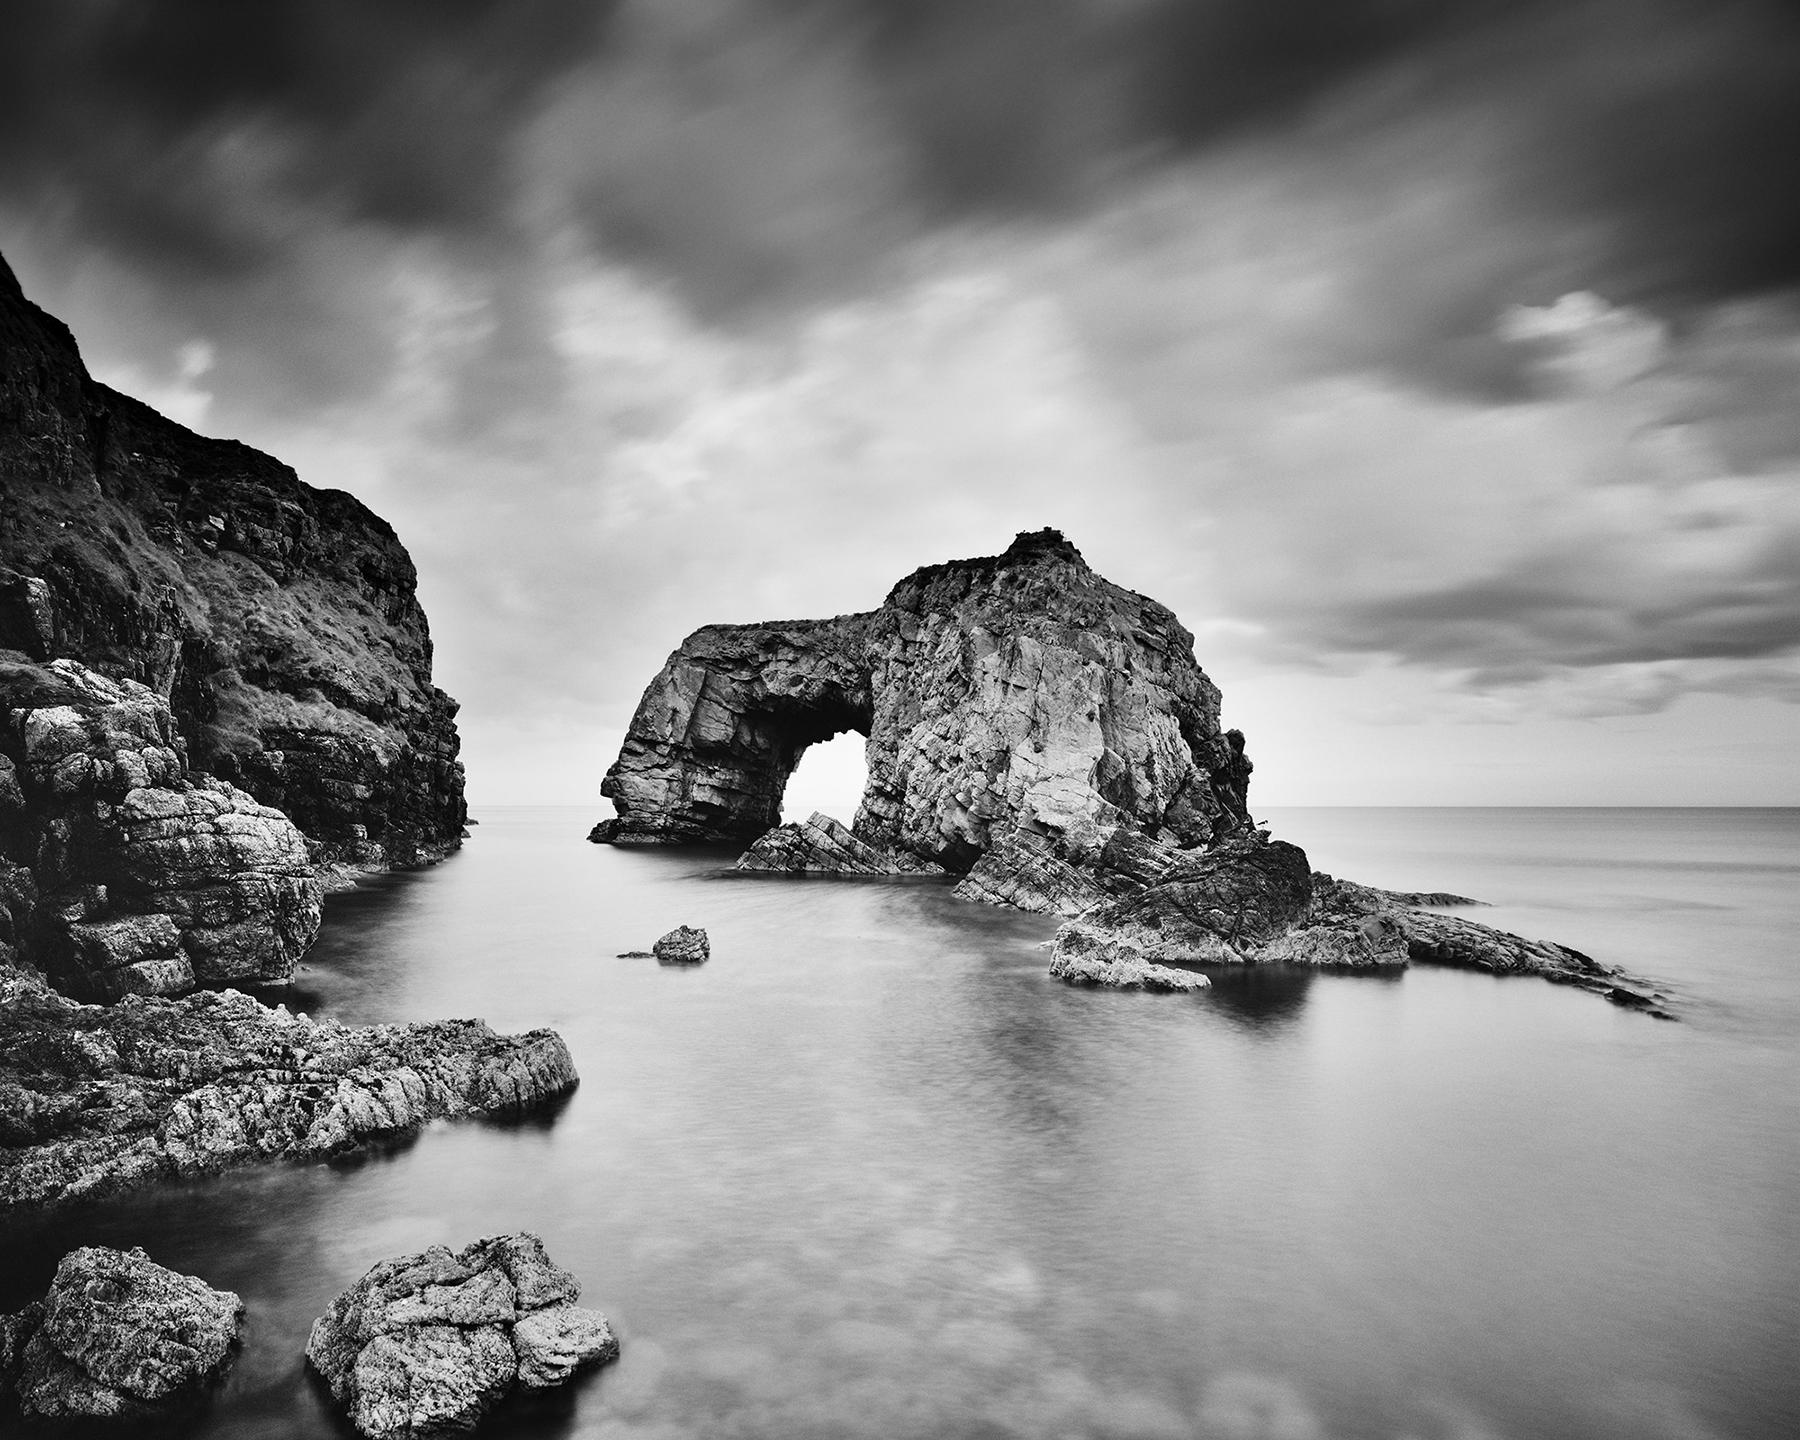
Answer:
(0, 251, 464, 878)
(1258, 915, 1409, 970)
(2, 1246, 242, 1424)
(595, 530, 1251, 891)
(734, 812, 945, 876)
(0, 657, 320, 998)
(0, 969, 578, 1214)
(1047, 923, 1212, 992)
(1311, 875, 1669, 1008)
(651, 926, 709, 965)
(306, 1233, 617, 1440)
(1048, 837, 1314, 966)
(596, 529, 1670, 1013)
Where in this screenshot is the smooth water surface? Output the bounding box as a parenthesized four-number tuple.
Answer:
(4, 807, 1797, 1440)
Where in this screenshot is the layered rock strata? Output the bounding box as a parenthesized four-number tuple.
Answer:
(1, 656, 320, 998)
(0, 969, 578, 1214)
(307, 1233, 618, 1440)
(1, 1246, 242, 1425)
(734, 812, 945, 876)
(1048, 852, 1669, 1008)
(0, 251, 464, 879)
(597, 529, 1251, 879)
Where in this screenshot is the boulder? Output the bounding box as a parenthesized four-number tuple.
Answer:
(652, 926, 709, 965)
(0, 970, 579, 1215)
(0, 658, 321, 997)
(306, 1233, 618, 1439)
(2, 1246, 242, 1424)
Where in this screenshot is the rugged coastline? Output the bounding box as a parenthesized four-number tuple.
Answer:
(0, 255, 578, 1230)
(596, 530, 1671, 1013)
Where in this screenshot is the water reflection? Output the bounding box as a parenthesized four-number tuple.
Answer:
(1201, 962, 1317, 1032)
(4, 810, 1795, 1440)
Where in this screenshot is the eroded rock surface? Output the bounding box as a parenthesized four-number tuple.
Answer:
(1, 657, 320, 998)
(0, 251, 464, 879)
(734, 812, 945, 876)
(1049, 857, 1669, 1008)
(652, 925, 709, 966)
(307, 1233, 618, 1440)
(0, 969, 578, 1214)
(1, 1245, 242, 1425)
(598, 529, 1670, 1012)
(596, 530, 1251, 883)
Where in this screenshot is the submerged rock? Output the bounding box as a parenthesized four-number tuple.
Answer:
(0, 970, 578, 1214)
(2, 1246, 242, 1424)
(652, 926, 709, 965)
(307, 1233, 618, 1440)
(735, 812, 946, 876)
(0, 658, 321, 998)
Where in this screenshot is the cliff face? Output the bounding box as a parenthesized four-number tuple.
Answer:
(0, 253, 464, 874)
(594, 529, 1252, 894)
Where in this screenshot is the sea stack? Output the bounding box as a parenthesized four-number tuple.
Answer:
(594, 528, 1252, 914)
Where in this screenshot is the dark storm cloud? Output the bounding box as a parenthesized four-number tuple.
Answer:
(9, 1, 1799, 329)
(4, 0, 1800, 747)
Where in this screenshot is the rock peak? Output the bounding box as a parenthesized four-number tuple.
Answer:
(1001, 527, 1086, 567)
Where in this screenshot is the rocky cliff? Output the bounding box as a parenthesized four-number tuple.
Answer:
(0, 252, 464, 879)
(595, 529, 1252, 883)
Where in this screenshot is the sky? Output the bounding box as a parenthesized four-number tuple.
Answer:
(3, 0, 1798, 812)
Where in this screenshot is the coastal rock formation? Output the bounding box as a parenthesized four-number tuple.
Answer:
(734, 812, 945, 876)
(1, 1246, 242, 1425)
(307, 1233, 618, 1440)
(0, 969, 578, 1214)
(0, 251, 464, 880)
(1046, 926, 1212, 992)
(596, 530, 1251, 892)
(1, 656, 320, 998)
(652, 925, 709, 965)
(1047, 859, 1669, 1007)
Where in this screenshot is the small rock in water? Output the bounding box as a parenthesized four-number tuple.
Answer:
(1, 1245, 243, 1424)
(306, 1233, 618, 1440)
(615, 950, 654, 959)
(652, 926, 709, 966)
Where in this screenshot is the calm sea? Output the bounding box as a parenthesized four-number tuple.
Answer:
(4, 807, 1796, 1440)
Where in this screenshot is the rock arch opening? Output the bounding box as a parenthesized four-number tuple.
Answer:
(590, 618, 876, 846)
(782, 727, 870, 825)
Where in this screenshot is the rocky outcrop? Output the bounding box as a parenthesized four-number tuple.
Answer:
(306, 1233, 618, 1440)
(1311, 876, 1670, 1009)
(734, 812, 946, 876)
(651, 925, 709, 966)
(598, 529, 1669, 1012)
(596, 530, 1251, 882)
(1046, 857, 1669, 1008)
(0, 969, 579, 1214)
(1046, 925, 1212, 992)
(0, 251, 463, 879)
(1, 656, 320, 998)
(1, 1246, 243, 1425)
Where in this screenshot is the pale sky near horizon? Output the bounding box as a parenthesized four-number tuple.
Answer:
(4, 1, 1799, 812)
